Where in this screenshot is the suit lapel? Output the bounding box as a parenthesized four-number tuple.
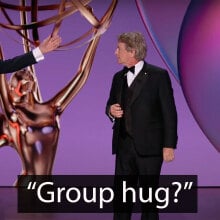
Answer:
(129, 62, 150, 106)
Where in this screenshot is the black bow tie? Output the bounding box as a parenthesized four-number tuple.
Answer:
(123, 66, 135, 74)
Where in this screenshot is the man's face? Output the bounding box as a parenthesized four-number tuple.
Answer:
(115, 42, 133, 66)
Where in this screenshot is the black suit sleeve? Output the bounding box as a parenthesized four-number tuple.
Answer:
(105, 73, 119, 121)
(0, 51, 37, 74)
(159, 71, 178, 148)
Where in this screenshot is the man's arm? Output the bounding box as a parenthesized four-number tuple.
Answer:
(105, 73, 122, 121)
(0, 35, 61, 74)
(0, 52, 36, 74)
(158, 70, 178, 162)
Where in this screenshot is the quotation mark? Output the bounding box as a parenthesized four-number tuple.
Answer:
(27, 181, 37, 190)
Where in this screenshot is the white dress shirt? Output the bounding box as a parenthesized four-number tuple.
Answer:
(127, 60, 144, 87)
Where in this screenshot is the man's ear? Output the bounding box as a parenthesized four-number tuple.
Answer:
(130, 49, 136, 58)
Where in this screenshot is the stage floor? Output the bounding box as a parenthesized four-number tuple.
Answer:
(0, 187, 219, 220)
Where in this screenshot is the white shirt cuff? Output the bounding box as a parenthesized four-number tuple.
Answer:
(108, 112, 115, 122)
(32, 47, 44, 62)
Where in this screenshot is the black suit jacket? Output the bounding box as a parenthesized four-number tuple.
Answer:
(0, 51, 36, 74)
(106, 62, 178, 156)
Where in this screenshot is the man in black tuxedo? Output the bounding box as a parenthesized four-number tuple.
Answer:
(105, 32, 177, 220)
(0, 35, 61, 74)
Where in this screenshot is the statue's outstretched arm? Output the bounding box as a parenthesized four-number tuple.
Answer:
(50, 0, 118, 114)
(50, 32, 101, 114)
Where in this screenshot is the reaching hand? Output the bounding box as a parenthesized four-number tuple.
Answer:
(38, 35, 61, 54)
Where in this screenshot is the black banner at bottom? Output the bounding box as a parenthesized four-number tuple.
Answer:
(17, 175, 197, 213)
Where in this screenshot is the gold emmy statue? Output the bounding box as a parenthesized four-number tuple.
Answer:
(0, 0, 118, 185)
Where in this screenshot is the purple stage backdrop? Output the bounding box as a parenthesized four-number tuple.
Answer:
(0, 0, 220, 187)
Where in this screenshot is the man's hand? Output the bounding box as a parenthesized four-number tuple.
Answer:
(163, 147, 175, 162)
(39, 35, 61, 54)
(109, 103, 123, 118)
